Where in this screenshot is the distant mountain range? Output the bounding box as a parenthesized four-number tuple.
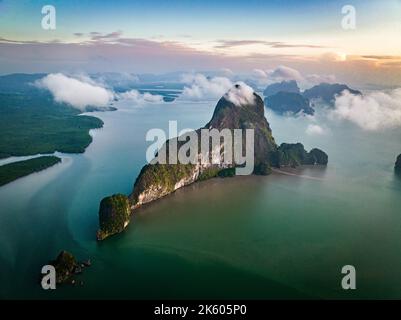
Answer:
(263, 80, 300, 97)
(303, 83, 361, 105)
(263, 80, 362, 116)
(264, 91, 314, 115)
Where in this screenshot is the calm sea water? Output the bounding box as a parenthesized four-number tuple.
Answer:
(0, 99, 400, 299)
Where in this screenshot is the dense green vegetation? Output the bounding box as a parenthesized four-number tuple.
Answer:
(198, 166, 236, 181)
(97, 194, 131, 240)
(274, 143, 328, 167)
(50, 251, 78, 284)
(198, 167, 220, 181)
(0, 92, 103, 159)
(0, 156, 61, 186)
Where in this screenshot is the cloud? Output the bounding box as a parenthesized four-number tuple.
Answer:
(305, 74, 336, 86)
(331, 88, 401, 131)
(90, 31, 123, 41)
(320, 52, 347, 62)
(215, 40, 279, 49)
(251, 66, 303, 86)
(180, 73, 233, 100)
(269, 65, 304, 82)
(219, 68, 235, 77)
(251, 65, 335, 88)
(214, 40, 327, 49)
(306, 124, 326, 135)
(118, 89, 164, 104)
(224, 82, 255, 106)
(36, 73, 114, 110)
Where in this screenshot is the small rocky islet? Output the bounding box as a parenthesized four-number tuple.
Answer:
(40, 250, 91, 286)
(97, 84, 329, 240)
(263, 80, 362, 115)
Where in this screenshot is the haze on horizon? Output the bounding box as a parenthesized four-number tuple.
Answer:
(0, 0, 401, 87)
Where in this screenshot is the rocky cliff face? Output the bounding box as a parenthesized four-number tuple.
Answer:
(97, 83, 328, 240)
(130, 83, 278, 208)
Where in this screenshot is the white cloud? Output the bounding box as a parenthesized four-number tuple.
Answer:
(331, 88, 401, 131)
(180, 73, 233, 100)
(306, 124, 326, 135)
(305, 74, 336, 86)
(251, 66, 335, 88)
(118, 89, 164, 104)
(269, 65, 304, 82)
(224, 82, 255, 106)
(36, 73, 113, 110)
(219, 68, 234, 78)
(320, 52, 347, 62)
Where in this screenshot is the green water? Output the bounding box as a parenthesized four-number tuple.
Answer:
(0, 100, 400, 299)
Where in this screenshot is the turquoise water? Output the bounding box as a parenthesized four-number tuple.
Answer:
(0, 100, 400, 299)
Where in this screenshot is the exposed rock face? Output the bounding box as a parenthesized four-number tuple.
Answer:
(264, 92, 313, 116)
(395, 154, 401, 174)
(97, 194, 130, 240)
(274, 143, 328, 167)
(263, 80, 300, 97)
(206, 85, 277, 169)
(97, 84, 329, 240)
(130, 84, 278, 208)
(302, 83, 361, 105)
(51, 251, 78, 284)
(41, 251, 91, 285)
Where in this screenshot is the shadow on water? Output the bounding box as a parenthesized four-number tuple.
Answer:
(390, 170, 401, 190)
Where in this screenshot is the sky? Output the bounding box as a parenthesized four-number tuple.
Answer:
(0, 0, 401, 87)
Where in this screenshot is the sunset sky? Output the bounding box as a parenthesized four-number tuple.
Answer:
(1, 0, 400, 87)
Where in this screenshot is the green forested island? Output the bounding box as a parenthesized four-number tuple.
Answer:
(0, 74, 105, 186)
(97, 85, 328, 240)
(0, 92, 103, 159)
(0, 156, 61, 186)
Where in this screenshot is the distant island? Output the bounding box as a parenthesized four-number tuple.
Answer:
(264, 91, 313, 115)
(263, 80, 300, 96)
(97, 84, 328, 240)
(263, 81, 361, 116)
(303, 83, 362, 105)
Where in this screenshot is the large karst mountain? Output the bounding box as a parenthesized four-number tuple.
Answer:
(97, 83, 328, 240)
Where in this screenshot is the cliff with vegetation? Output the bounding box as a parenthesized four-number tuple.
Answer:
(97, 84, 328, 240)
(274, 143, 328, 167)
(129, 84, 278, 209)
(97, 194, 131, 240)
